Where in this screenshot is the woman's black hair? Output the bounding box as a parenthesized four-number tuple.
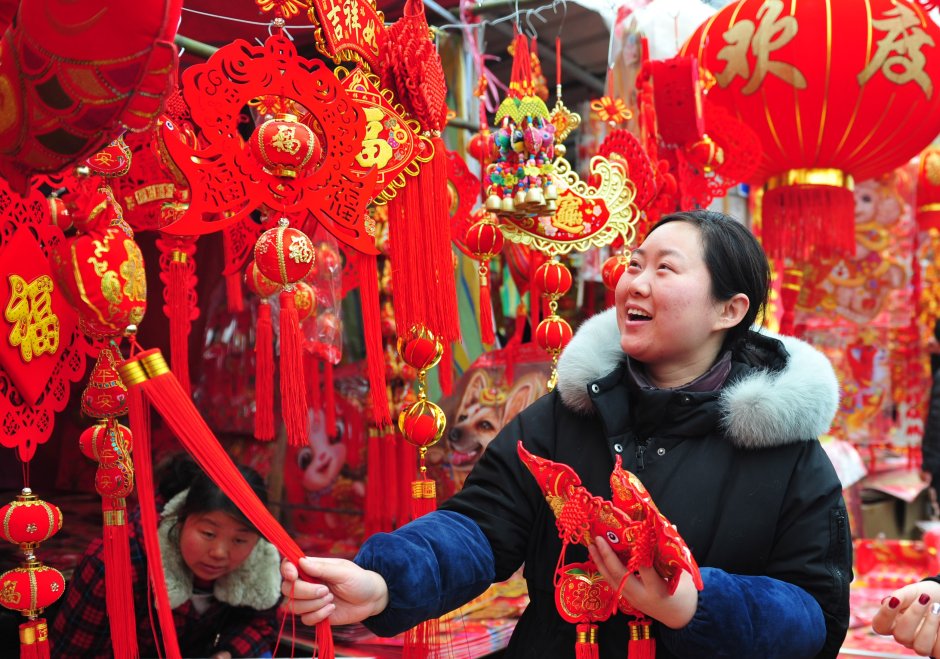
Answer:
(156, 453, 268, 532)
(647, 210, 771, 348)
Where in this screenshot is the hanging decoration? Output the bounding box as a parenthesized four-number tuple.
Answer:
(682, 0, 940, 261)
(309, 0, 387, 72)
(518, 442, 702, 659)
(0, 0, 183, 193)
(244, 260, 281, 441)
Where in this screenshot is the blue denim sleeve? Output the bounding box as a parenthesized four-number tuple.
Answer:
(657, 567, 826, 659)
(352, 510, 496, 637)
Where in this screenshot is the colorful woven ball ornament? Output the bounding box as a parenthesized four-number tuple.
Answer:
(0, 490, 63, 549)
(534, 260, 573, 298)
(397, 327, 444, 372)
(253, 219, 315, 287)
(244, 259, 281, 299)
(398, 399, 447, 449)
(249, 113, 321, 179)
(0, 560, 65, 616)
(601, 254, 630, 291)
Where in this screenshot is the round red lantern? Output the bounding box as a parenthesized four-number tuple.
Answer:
(681, 0, 940, 261)
(601, 253, 630, 291)
(79, 423, 132, 464)
(917, 144, 940, 230)
(536, 315, 574, 355)
(253, 219, 315, 287)
(249, 113, 321, 178)
(464, 218, 504, 260)
(0, 490, 63, 550)
(685, 135, 725, 174)
(292, 281, 318, 322)
(398, 399, 447, 449)
(397, 327, 444, 372)
(244, 259, 281, 299)
(0, 560, 65, 616)
(534, 260, 573, 298)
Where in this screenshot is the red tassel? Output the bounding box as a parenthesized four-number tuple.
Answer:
(398, 437, 417, 526)
(119, 347, 335, 659)
(159, 236, 198, 397)
(628, 618, 656, 659)
(479, 261, 496, 346)
(575, 622, 598, 659)
(364, 427, 383, 537)
(306, 353, 322, 414)
(126, 382, 182, 659)
(225, 272, 244, 313)
(437, 342, 453, 398)
(19, 620, 50, 659)
(403, 618, 439, 659)
(101, 496, 138, 659)
(279, 290, 308, 447)
(324, 360, 337, 440)
(356, 251, 392, 426)
(381, 428, 400, 531)
(255, 301, 275, 441)
(762, 182, 856, 262)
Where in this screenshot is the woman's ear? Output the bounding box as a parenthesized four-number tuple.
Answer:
(715, 293, 750, 330)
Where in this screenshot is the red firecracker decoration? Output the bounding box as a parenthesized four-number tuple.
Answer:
(682, 0, 940, 261)
(254, 219, 315, 446)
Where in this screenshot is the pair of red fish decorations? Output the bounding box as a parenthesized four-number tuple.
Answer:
(518, 442, 703, 658)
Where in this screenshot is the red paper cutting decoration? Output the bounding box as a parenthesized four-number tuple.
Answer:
(0, 0, 183, 193)
(682, 0, 940, 261)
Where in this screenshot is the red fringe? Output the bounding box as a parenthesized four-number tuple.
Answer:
(404, 476, 438, 659)
(279, 291, 308, 447)
(225, 273, 244, 313)
(382, 429, 400, 531)
(167, 257, 192, 396)
(254, 301, 275, 441)
(387, 137, 461, 343)
(126, 384, 182, 659)
(479, 262, 496, 345)
(306, 353, 321, 414)
(120, 348, 335, 659)
(324, 360, 337, 440)
(575, 622, 599, 659)
(101, 497, 138, 659)
(762, 184, 855, 262)
(364, 428, 383, 537)
(628, 618, 656, 659)
(356, 252, 392, 426)
(437, 343, 453, 398)
(19, 620, 50, 659)
(398, 438, 417, 526)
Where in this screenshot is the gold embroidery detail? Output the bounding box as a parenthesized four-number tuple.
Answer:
(5, 274, 60, 362)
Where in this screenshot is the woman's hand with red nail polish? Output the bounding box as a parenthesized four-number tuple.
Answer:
(872, 581, 940, 656)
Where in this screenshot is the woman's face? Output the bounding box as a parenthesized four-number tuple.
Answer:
(615, 221, 744, 386)
(179, 511, 260, 582)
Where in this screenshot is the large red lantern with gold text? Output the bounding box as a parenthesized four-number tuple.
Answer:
(682, 0, 940, 261)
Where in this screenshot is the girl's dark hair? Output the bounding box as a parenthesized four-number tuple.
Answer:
(156, 453, 268, 532)
(648, 210, 770, 348)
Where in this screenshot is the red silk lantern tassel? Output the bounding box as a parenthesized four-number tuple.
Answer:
(166, 247, 194, 396)
(125, 380, 182, 659)
(324, 360, 337, 440)
(383, 428, 400, 531)
(628, 618, 655, 659)
(101, 496, 138, 659)
(19, 620, 50, 659)
(279, 290, 308, 447)
(762, 181, 855, 263)
(403, 618, 439, 659)
(437, 342, 453, 398)
(255, 301, 275, 441)
(364, 427, 383, 537)
(306, 353, 322, 414)
(479, 261, 496, 346)
(356, 251, 392, 426)
(225, 272, 244, 313)
(119, 347, 335, 659)
(575, 622, 598, 659)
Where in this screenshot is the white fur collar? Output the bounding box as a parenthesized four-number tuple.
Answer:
(158, 490, 282, 610)
(556, 307, 840, 449)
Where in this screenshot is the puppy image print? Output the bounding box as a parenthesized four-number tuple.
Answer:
(442, 361, 550, 479)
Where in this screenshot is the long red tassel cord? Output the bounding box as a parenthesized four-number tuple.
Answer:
(279, 290, 308, 447)
(18, 620, 50, 659)
(119, 346, 335, 658)
(254, 301, 275, 441)
(101, 494, 138, 659)
(356, 251, 392, 426)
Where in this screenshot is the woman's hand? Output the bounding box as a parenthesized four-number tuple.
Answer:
(281, 556, 390, 627)
(588, 536, 698, 629)
(872, 581, 940, 656)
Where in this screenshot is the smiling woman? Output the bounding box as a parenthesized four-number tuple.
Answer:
(51, 455, 283, 659)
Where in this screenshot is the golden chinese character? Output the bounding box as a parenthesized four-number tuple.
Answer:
(271, 125, 302, 156)
(93, 152, 114, 166)
(288, 235, 314, 265)
(362, 19, 377, 51)
(0, 580, 20, 606)
(716, 0, 807, 95)
(326, 3, 344, 42)
(552, 196, 585, 234)
(356, 107, 394, 169)
(858, 3, 934, 98)
(343, 0, 361, 33)
(5, 274, 59, 363)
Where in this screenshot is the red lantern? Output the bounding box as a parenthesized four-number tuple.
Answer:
(79, 423, 132, 464)
(397, 328, 444, 372)
(534, 260, 573, 298)
(464, 218, 504, 259)
(601, 254, 630, 291)
(0, 560, 65, 616)
(685, 135, 725, 174)
(917, 144, 940, 230)
(292, 281, 318, 322)
(398, 399, 447, 449)
(0, 490, 62, 550)
(249, 113, 321, 178)
(244, 259, 281, 299)
(253, 219, 315, 286)
(682, 0, 940, 261)
(536, 315, 574, 355)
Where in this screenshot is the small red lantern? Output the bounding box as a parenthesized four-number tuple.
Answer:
(0, 490, 63, 550)
(464, 218, 504, 259)
(244, 259, 281, 299)
(537, 315, 574, 355)
(0, 560, 65, 616)
(292, 281, 318, 322)
(685, 135, 725, 174)
(254, 219, 316, 286)
(397, 327, 444, 372)
(534, 260, 573, 298)
(601, 254, 630, 291)
(398, 399, 447, 449)
(249, 113, 321, 178)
